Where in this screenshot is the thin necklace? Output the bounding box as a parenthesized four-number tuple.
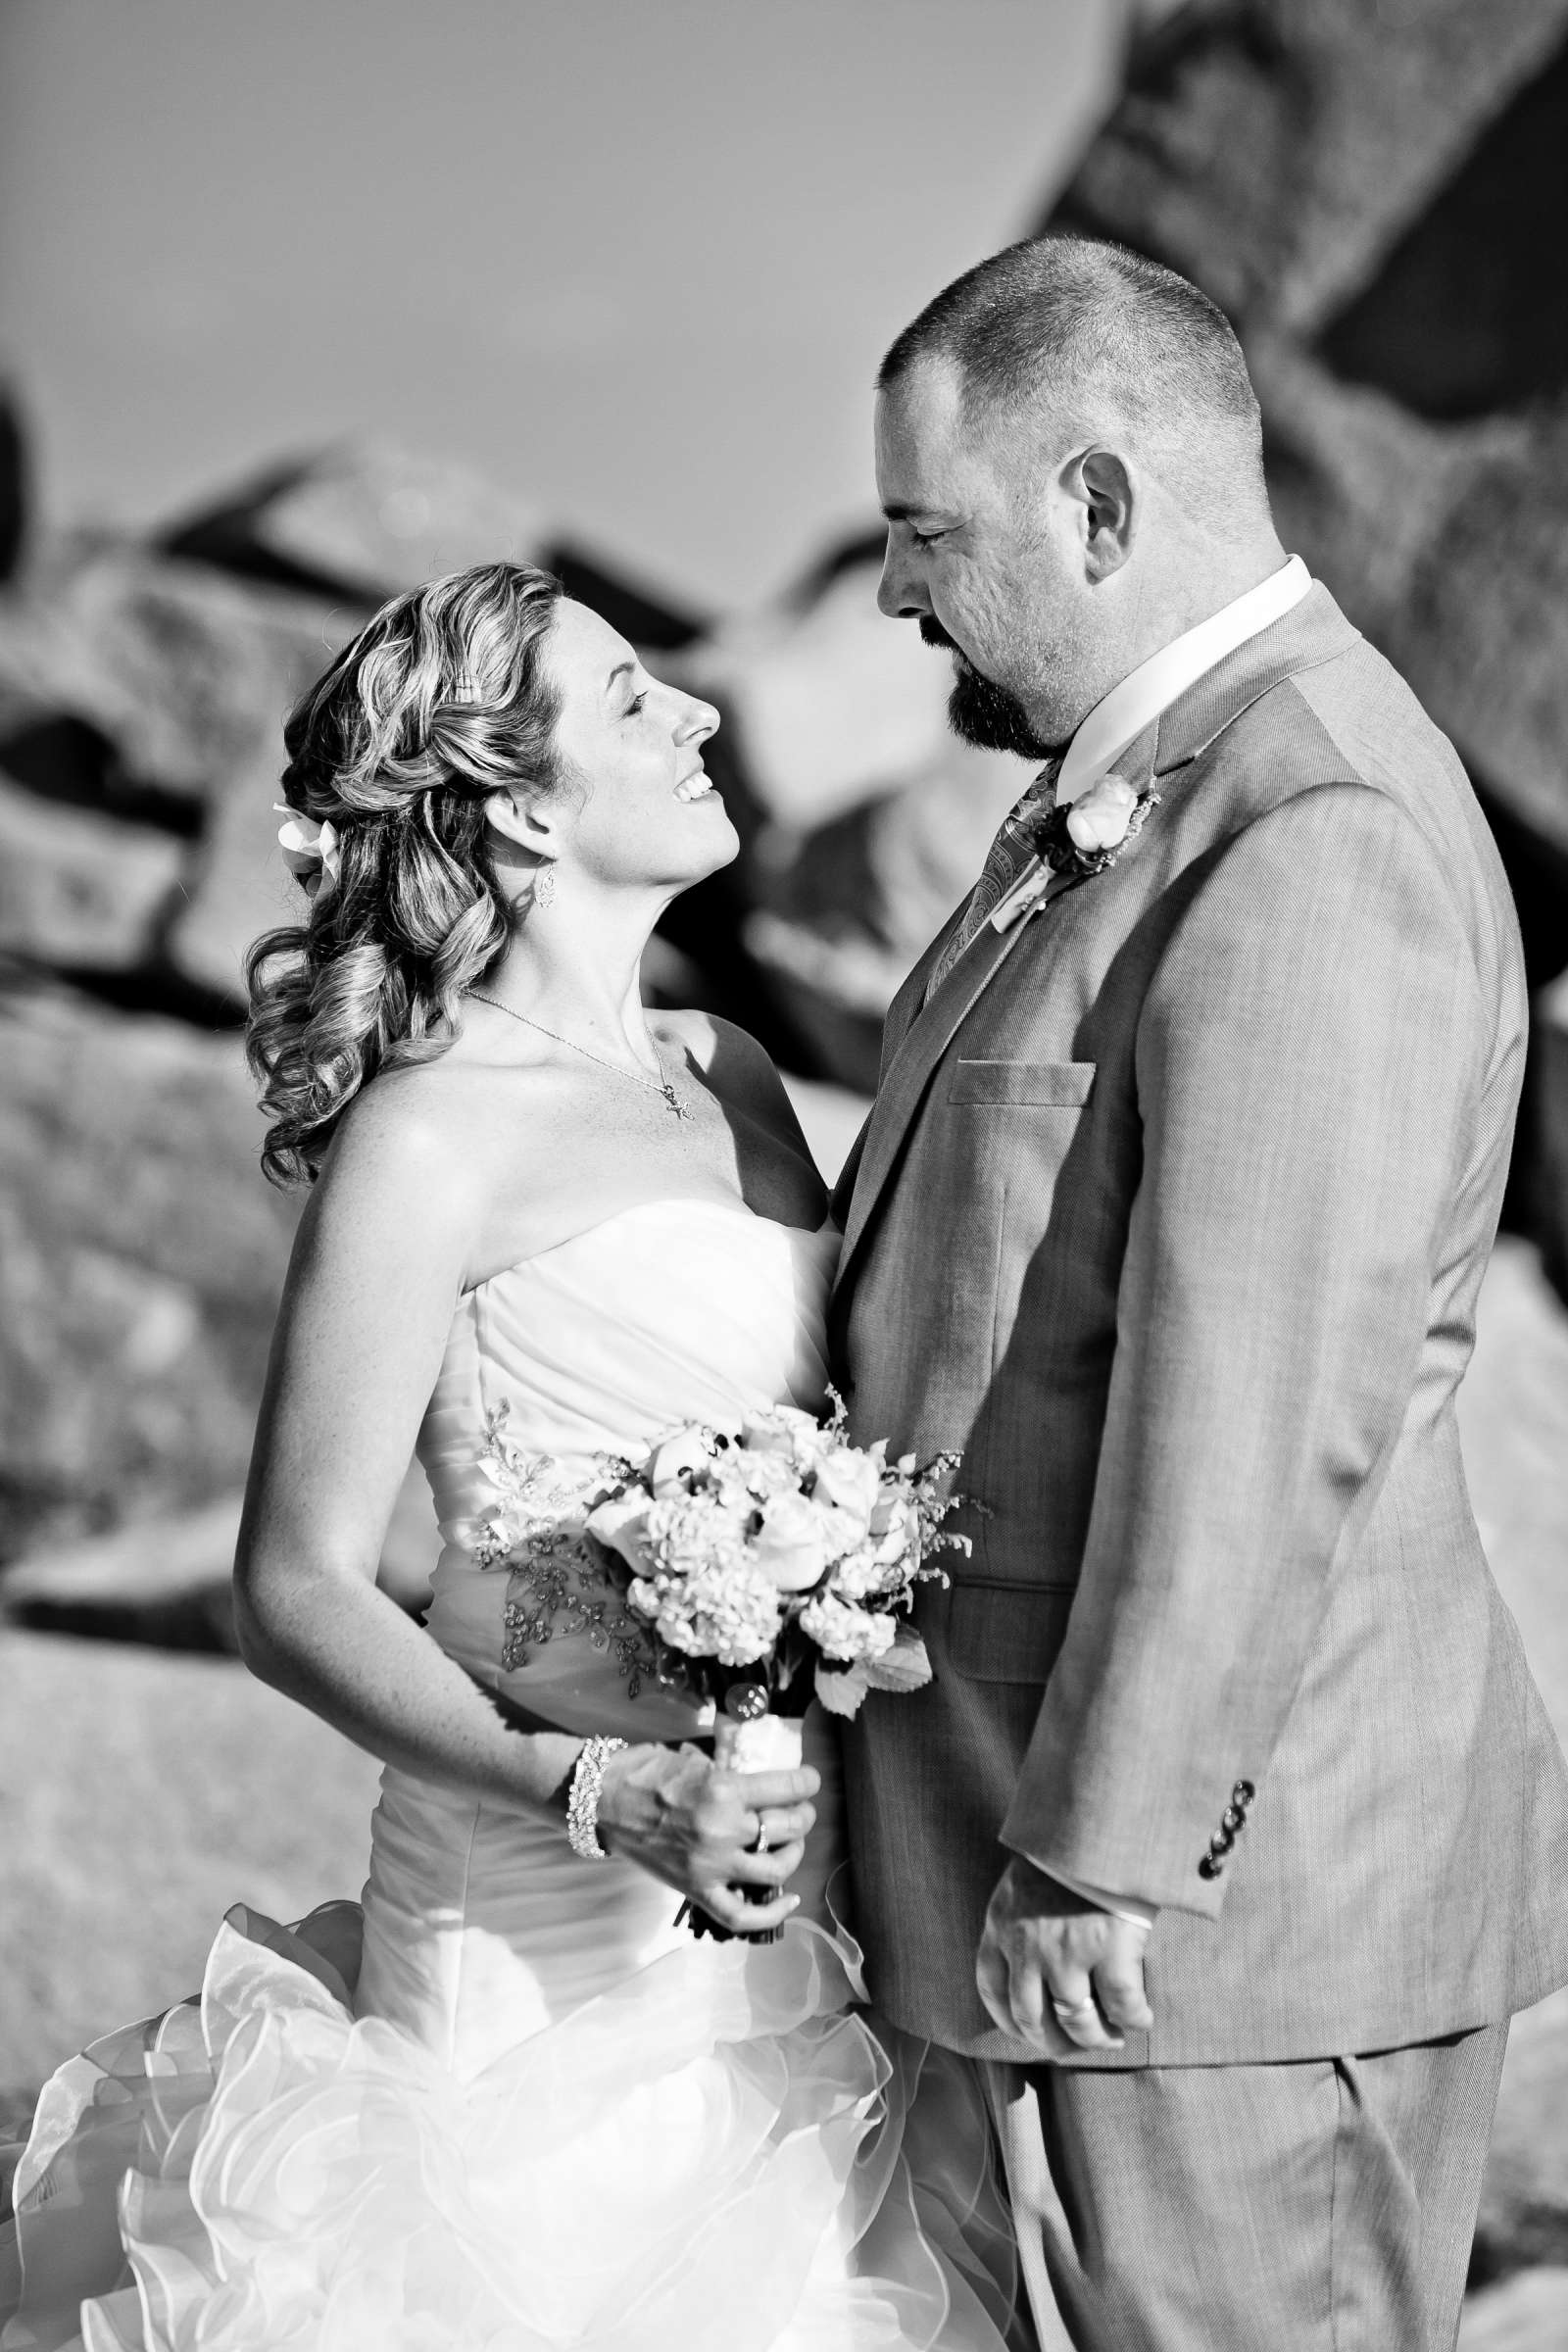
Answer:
(465, 990, 691, 1119)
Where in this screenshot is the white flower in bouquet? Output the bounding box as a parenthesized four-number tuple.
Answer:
(638, 1557, 785, 1665)
(868, 1490, 922, 1565)
(826, 1544, 898, 1601)
(800, 1592, 899, 1664)
(647, 1490, 745, 1574)
(647, 1427, 715, 1496)
(810, 1446, 884, 1539)
(712, 1446, 794, 1508)
(750, 1490, 833, 1591)
(739, 1403, 809, 1455)
(583, 1487, 659, 1579)
(742, 1403, 835, 1477)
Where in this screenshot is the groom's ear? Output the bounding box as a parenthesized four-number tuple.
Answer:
(1070, 446, 1136, 581)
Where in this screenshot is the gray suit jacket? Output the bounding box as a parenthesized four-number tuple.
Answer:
(831, 585, 1568, 2067)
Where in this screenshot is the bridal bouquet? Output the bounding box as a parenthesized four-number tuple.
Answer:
(583, 1398, 965, 1938)
(584, 1398, 965, 1745)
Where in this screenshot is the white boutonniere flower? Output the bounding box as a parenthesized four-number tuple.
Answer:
(1064, 774, 1141, 854)
(1031, 769, 1160, 883)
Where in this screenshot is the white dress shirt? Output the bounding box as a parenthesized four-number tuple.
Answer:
(990, 555, 1312, 941)
(1056, 553, 1311, 806)
(1012, 555, 1311, 1930)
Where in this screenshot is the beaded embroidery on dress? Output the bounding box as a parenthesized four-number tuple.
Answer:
(1, 1200, 1018, 2352)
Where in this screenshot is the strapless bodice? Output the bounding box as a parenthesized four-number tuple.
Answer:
(416, 1197, 840, 1739)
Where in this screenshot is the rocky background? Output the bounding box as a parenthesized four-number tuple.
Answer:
(2, 1, 1567, 2338)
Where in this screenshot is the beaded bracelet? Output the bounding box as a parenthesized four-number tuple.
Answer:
(566, 1736, 629, 1860)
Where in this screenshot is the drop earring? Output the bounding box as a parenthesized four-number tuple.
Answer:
(533, 864, 556, 911)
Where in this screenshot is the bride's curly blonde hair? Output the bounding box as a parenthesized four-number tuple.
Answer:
(246, 561, 565, 1187)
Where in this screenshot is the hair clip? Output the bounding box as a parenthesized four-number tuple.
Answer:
(273, 804, 341, 886)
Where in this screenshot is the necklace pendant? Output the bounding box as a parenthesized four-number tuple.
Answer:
(662, 1084, 687, 1118)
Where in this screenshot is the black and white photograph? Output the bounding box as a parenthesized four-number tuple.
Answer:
(2, 2, 1567, 2345)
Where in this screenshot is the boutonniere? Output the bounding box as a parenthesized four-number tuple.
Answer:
(1033, 772, 1159, 877)
(990, 772, 1160, 932)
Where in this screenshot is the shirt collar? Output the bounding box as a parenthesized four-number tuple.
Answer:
(1054, 555, 1312, 806)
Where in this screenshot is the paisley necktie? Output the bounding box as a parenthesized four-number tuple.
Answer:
(922, 756, 1062, 1005)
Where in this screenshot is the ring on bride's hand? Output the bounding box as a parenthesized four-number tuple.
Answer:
(750, 1813, 772, 1853)
(1051, 1995, 1099, 2023)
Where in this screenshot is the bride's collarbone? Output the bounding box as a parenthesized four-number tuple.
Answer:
(464, 1105, 822, 1278)
(379, 1046, 822, 1266)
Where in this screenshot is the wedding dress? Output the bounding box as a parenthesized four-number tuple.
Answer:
(0, 1199, 1018, 2352)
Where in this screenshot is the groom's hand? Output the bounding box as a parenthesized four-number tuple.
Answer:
(976, 1856, 1153, 2056)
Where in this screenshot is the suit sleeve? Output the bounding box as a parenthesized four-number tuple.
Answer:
(999, 781, 1492, 1916)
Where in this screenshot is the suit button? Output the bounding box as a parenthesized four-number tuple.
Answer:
(1199, 1854, 1224, 1880)
(1222, 1805, 1245, 1835)
(1233, 1781, 1255, 1807)
(1208, 1830, 1233, 1859)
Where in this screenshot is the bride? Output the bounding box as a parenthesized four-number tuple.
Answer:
(0, 563, 1018, 2351)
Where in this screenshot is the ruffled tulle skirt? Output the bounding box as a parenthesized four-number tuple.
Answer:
(0, 1821, 1018, 2350)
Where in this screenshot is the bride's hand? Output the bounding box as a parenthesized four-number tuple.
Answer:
(594, 1743, 819, 1935)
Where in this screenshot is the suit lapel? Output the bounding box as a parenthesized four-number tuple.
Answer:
(1151, 581, 1357, 775)
(837, 901, 1040, 1277)
(830, 899, 992, 1231)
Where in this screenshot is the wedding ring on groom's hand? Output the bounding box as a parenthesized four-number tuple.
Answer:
(1051, 1994, 1100, 2024)
(750, 1814, 772, 1853)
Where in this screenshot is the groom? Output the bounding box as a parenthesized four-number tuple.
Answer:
(830, 235, 1568, 2349)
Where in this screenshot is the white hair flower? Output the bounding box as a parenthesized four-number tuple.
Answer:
(273, 804, 342, 887)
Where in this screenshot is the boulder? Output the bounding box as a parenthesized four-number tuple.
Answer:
(0, 384, 25, 585)
(1460, 2268, 1568, 2350)
(0, 987, 298, 1561)
(0, 775, 185, 970)
(0, 541, 335, 823)
(164, 724, 318, 1007)
(1053, 0, 1567, 342)
(163, 441, 546, 606)
(0, 542, 348, 1010)
(0, 1460, 441, 1649)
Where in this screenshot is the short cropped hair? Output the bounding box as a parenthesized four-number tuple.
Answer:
(879, 236, 1265, 496)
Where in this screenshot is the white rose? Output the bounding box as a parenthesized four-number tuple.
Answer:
(749, 1489, 831, 1591)
(1064, 773, 1138, 854)
(647, 1426, 713, 1497)
(740, 1406, 817, 1459)
(584, 1490, 657, 1576)
(868, 1492, 920, 1553)
(811, 1446, 883, 1535)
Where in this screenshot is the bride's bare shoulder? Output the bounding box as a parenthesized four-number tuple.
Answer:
(662, 1007, 767, 1092)
(660, 1011, 811, 1156)
(318, 1055, 553, 1223)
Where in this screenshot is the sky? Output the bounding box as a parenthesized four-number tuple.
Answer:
(0, 0, 1118, 609)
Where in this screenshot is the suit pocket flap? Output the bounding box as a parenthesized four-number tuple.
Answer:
(946, 1581, 1076, 1684)
(949, 1059, 1096, 1107)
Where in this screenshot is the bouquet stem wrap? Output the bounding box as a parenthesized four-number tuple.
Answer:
(712, 1711, 804, 1776)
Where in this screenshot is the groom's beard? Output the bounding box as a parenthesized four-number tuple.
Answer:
(919, 616, 1055, 760)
